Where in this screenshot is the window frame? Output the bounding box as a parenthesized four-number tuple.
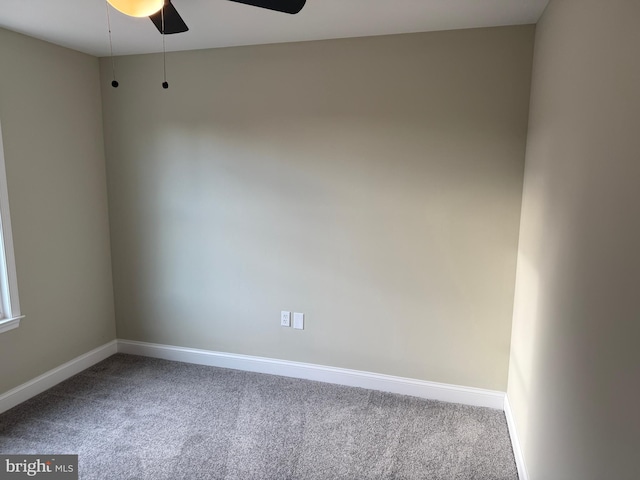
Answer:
(0, 119, 23, 334)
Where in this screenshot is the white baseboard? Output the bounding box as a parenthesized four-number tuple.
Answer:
(0, 340, 118, 415)
(0, 338, 506, 416)
(504, 395, 529, 480)
(117, 339, 505, 410)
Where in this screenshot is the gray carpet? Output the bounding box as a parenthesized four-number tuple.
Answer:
(0, 354, 518, 479)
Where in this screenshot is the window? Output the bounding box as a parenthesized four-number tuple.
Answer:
(0, 119, 23, 334)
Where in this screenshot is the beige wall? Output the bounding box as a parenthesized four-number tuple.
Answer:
(0, 29, 116, 393)
(508, 0, 640, 478)
(101, 26, 534, 391)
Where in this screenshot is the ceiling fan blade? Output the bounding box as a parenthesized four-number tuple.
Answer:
(227, 0, 306, 15)
(150, 0, 189, 34)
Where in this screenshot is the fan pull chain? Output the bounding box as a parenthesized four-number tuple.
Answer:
(162, 6, 169, 89)
(105, 2, 118, 88)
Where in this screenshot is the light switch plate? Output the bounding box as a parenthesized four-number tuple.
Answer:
(293, 312, 304, 330)
(281, 311, 291, 327)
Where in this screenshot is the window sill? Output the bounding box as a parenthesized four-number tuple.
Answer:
(0, 315, 24, 334)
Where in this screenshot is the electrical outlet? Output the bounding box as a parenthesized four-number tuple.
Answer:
(281, 311, 291, 327)
(293, 312, 304, 330)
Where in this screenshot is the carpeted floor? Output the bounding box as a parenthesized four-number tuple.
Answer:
(0, 354, 518, 479)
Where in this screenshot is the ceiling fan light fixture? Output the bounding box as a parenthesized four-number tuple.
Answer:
(107, 0, 164, 18)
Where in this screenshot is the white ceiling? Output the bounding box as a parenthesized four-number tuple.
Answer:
(0, 0, 549, 57)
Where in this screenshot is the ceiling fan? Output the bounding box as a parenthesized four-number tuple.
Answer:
(107, 0, 307, 35)
(106, 0, 306, 89)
